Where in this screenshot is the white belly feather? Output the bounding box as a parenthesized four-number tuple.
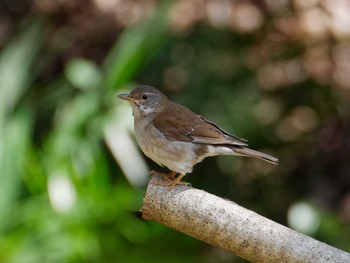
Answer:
(132, 104, 238, 174)
(133, 115, 198, 174)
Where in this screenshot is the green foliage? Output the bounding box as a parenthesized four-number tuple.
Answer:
(0, 9, 192, 263)
(0, 2, 349, 263)
(103, 1, 172, 93)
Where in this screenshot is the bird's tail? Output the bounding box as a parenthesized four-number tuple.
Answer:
(232, 147, 278, 165)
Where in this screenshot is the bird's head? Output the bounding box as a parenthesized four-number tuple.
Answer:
(117, 85, 168, 117)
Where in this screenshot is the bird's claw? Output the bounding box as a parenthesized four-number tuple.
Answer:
(150, 170, 189, 191)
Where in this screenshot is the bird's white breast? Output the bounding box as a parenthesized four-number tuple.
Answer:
(133, 113, 198, 174)
(131, 105, 240, 174)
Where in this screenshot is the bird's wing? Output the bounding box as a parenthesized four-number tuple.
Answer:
(152, 102, 248, 146)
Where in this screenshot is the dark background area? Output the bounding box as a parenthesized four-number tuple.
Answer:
(0, 0, 349, 262)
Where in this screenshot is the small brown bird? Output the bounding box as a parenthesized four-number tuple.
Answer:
(118, 85, 278, 189)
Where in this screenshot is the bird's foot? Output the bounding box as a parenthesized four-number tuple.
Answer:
(150, 170, 177, 179)
(150, 171, 190, 191)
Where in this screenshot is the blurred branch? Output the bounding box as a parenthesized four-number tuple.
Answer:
(142, 173, 350, 263)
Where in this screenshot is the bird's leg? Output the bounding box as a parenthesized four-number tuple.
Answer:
(150, 170, 177, 179)
(167, 173, 187, 191)
(163, 170, 178, 179)
(151, 171, 190, 190)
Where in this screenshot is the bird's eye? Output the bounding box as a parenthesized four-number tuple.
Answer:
(141, 94, 149, 100)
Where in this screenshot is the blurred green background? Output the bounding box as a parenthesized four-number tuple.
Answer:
(1, 0, 349, 262)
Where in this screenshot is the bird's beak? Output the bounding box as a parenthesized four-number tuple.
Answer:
(117, 94, 137, 102)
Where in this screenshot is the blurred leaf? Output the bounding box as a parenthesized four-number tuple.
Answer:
(22, 145, 47, 194)
(0, 106, 33, 230)
(65, 57, 102, 91)
(0, 20, 43, 122)
(102, 1, 173, 92)
(54, 91, 100, 134)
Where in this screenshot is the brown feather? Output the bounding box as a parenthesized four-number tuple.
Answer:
(232, 147, 278, 165)
(152, 100, 248, 146)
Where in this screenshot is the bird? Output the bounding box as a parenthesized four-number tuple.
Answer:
(117, 85, 278, 190)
